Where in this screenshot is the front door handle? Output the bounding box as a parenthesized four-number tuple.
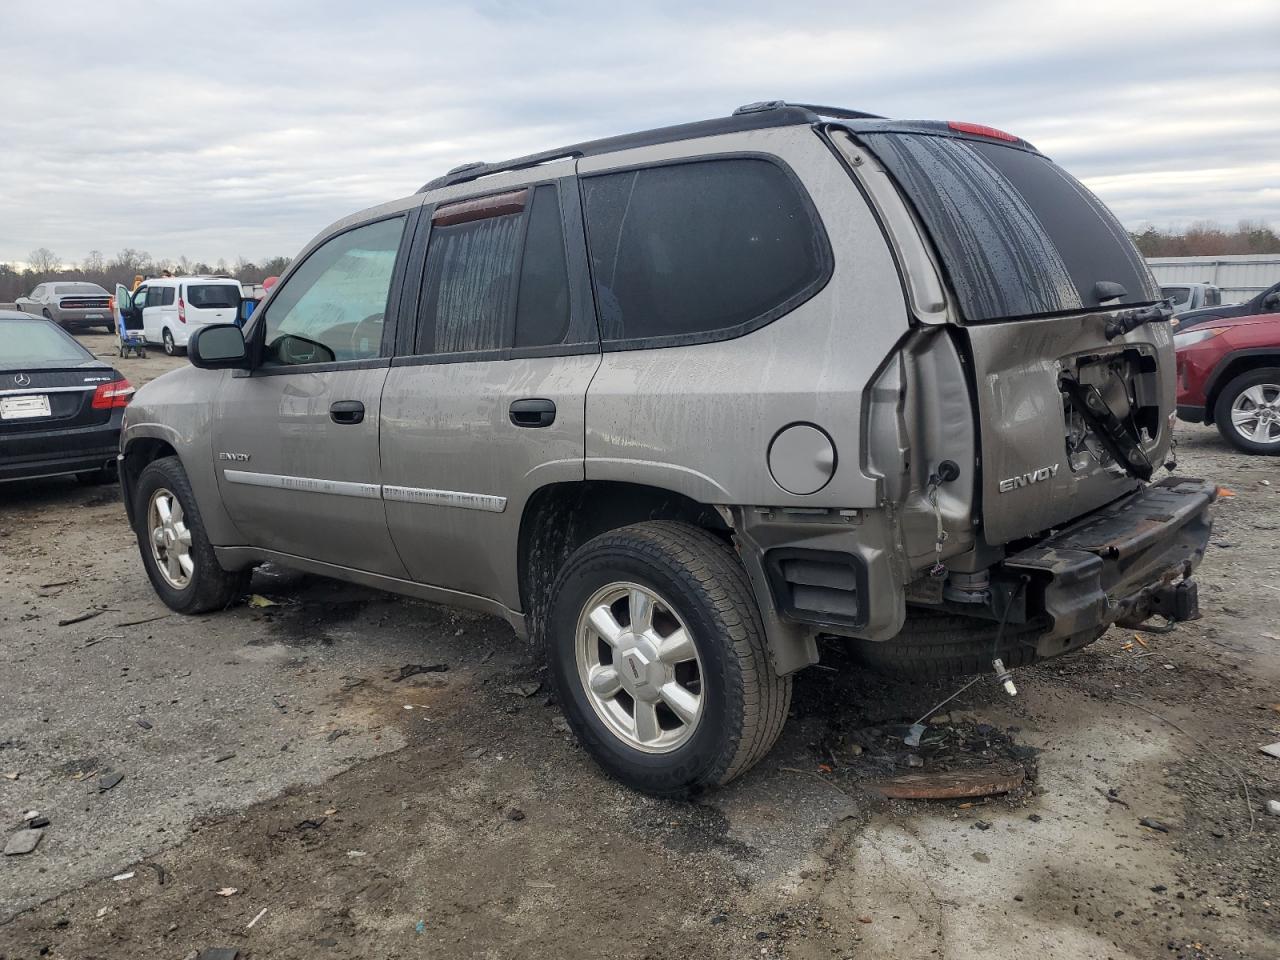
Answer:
(509, 398, 556, 428)
(330, 400, 365, 425)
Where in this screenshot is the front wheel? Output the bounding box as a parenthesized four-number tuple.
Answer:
(1214, 368, 1280, 455)
(545, 521, 790, 797)
(133, 456, 247, 613)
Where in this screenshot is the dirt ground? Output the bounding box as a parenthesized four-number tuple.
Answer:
(1, 331, 1278, 959)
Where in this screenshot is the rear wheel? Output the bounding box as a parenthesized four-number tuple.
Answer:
(162, 328, 177, 356)
(545, 521, 790, 796)
(1214, 368, 1280, 455)
(133, 456, 247, 613)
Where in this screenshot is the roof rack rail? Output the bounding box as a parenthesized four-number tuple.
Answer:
(417, 101, 881, 194)
(733, 100, 883, 120)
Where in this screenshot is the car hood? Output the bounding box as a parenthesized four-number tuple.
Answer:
(1193, 313, 1280, 334)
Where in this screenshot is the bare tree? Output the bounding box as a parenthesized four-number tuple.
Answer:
(28, 247, 60, 273)
(82, 249, 105, 273)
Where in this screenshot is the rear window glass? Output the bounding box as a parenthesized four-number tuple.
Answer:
(54, 284, 108, 297)
(416, 211, 523, 355)
(581, 158, 828, 343)
(4, 320, 92, 366)
(186, 284, 239, 309)
(861, 133, 1159, 322)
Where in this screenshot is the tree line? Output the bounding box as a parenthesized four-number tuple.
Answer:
(1129, 220, 1280, 258)
(0, 248, 292, 304)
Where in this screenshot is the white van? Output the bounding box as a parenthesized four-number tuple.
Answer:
(121, 277, 243, 356)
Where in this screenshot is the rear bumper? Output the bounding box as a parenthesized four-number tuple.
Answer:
(0, 416, 122, 482)
(1003, 476, 1215, 652)
(52, 308, 113, 327)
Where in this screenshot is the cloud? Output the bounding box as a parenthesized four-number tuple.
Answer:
(1, 0, 1276, 264)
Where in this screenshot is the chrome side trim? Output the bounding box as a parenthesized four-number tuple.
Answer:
(382, 484, 507, 513)
(222, 469, 381, 500)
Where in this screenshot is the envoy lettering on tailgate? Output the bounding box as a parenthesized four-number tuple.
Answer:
(998, 463, 1059, 494)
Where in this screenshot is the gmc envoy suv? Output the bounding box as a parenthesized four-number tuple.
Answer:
(119, 102, 1215, 795)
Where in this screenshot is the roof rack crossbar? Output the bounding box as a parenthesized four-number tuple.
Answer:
(419, 148, 585, 192)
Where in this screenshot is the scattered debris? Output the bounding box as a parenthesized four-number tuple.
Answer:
(112, 871, 135, 881)
(856, 915, 873, 924)
(247, 595, 279, 608)
(551, 716, 572, 734)
(58, 608, 111, 627)
(3, 828, 43, 856)
(1260, 742, 1280, 759)
(905, 754, 924, 768)
(2, 771, 18, 780)
(324, 808, 338, 816)
(216, 887, 238, 897)
(135, 718, 153, 730)
(214, 752, 236, 763)
(114, 614, 170, 628)
(325, 729, 350, 743)
(395, 663, 449, 681)
(505, 807, 526, 822)
(1151, 884, 1167, 893)
(147, 862, 166, 885)
(24, 813, 50, 828)
(296, 817, 326, 831)
(872, 767, 1025, 800)
(1139, 817, 1170, 833)
(196, 949, 239, 960)
(463, 746, 487, 760)
(84, 634, 123, 648)
(507, 680, 542, 698)
(1097, 787, 1131, 808)
(347, 850, 368, 858)
(415, 920, 426, 934)
(96, 906, 109, 919)
(1027, 814, 1042, 823)
(1265, 800, 1280, 817)
(98, 772, 124, 792)
(973, 820, 992, 831)
(246, 907, 268, 929)
(39, 579, 76, 589)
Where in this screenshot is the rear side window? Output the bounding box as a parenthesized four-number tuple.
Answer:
(158, 287, 176, 306)
(186, 284, 237, 309)
(861, 133, 1159, 322)
(515, 185, 571, 348)
(581, 157, 829, 344)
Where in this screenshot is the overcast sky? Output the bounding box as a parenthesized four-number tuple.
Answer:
(2, 0, 1277, 267)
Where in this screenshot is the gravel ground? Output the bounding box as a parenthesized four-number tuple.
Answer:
(1, 332, 1278, 959)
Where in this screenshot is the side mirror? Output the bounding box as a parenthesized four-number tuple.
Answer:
(189, 324, 249, 369)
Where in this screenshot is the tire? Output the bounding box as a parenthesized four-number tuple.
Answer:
(162, 328, 176, 356)
(848, 611, 1062, 680)
(1213, 367, 1280, 455)
(133, 456, 248, 613)
(104, 322, 115, 335)
(545, 521, 791, 797)
(75, 466, 116, 485)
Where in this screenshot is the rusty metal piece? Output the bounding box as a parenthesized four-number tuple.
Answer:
(872, 767, 1026, 800)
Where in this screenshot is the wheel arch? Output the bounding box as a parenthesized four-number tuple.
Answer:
(1204, 351, 1280, 424)
(516, 481, 730, 645)
(120, 433, 180, 527)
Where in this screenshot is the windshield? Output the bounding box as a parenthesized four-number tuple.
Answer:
(3, 319, 93, 367)
(186, 284, 240, 309)
(860, 133, 1160, 322)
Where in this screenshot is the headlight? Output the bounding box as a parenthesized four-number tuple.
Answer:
(1173, 328, 1225, 350)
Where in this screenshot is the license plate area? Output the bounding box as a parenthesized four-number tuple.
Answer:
(1, 395, 52, 420)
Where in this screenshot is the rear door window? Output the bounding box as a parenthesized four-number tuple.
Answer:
(158, 287, 177, 306)
(861, 133, 1159, 322)
(514, 185, 572, 348)
(581, 157, 829, 345)
(186, 284, 237, 309)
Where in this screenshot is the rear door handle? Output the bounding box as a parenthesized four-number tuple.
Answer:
(329, 400, 365, 425)
(509, 398, 556, 428)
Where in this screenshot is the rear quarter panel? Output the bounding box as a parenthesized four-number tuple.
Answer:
(582, 126, 911, 508)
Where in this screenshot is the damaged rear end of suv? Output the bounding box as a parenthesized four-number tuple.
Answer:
(777, 113, 1215, 679)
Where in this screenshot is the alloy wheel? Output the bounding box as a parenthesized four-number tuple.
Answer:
(1230, 383, 1280, 445)
(575, 582, 704, 753)
(147, 487, 194, 589)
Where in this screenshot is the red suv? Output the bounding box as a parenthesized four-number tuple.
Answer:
(1176, 313, 1280, 454)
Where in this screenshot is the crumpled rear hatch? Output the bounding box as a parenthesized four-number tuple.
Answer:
(853, 123, 1172, 544)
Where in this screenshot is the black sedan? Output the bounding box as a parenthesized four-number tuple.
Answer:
(1, 311, 133, 484)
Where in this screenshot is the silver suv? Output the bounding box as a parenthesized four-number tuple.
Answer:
(120, 102, 1215, 795)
